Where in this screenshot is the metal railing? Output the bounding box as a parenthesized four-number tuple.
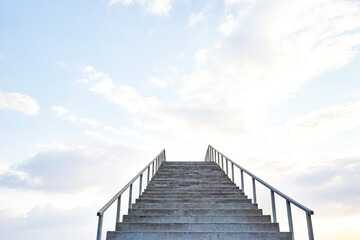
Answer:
(96, 149, 166, 240)
(205, 145, 314, 240)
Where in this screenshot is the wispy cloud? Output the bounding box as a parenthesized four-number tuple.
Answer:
(0, 91, 40, 116)
(177, 0, 360, 131)
(276, 102, 360, 146)
(0, 132, 152, 192)
(109, 0, 172, 16)
(51, 105, 99, 126)
(149, 77, 168, 88)
(188, 4, 211, 26)
(82, 66, 162, 113)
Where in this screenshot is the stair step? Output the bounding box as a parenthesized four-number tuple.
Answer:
(116, 222, 280, 232)
(136, 198, 251, 203)
(105, 161, 292, 240)
(131, 203, 257, 209)
(107, 231, 293, 240)
(122, 215, 272, 223)
(128, 208, 263, 216)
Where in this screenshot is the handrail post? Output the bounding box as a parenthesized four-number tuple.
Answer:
(217, 152, 220, 165)
(116, 196, 121, 223)
(252, 177, 257, 204)
(147, 166, 150, 184)
(271, 190, 277, 223)
(96, 214, 103, 240)
(152, 162, 154, 177)
(231, 163, 234, 182)
(240, 170, 244, 192)
(128, 184, 133, 211)
(221, 156, 224, 170)
(306, 212, 314, 240)
(139, 174, 143, 196)
(226, 159, 229, 175)
(286, 200, 294, 240)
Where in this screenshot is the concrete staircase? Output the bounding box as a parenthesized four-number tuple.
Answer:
(106, 161, 292, 240)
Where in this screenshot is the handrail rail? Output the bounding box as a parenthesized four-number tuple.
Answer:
(97, 149, 166, 216)
(205, 145, 314, 240)
(96, 149, 166, 240)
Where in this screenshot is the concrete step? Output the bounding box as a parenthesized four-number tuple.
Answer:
(146, 183, 239, 190)
(136, 198, 251, 203)
(116, 222, 280, 232)
(107, 231, 293, 240)
(122, 215, 272, 223)
(144, 188, 242, 193)
(139, 194, 247, 199)
(131, 202, 257, 209)
(105, 160, 292, 240)
(128, 208, 263, 216)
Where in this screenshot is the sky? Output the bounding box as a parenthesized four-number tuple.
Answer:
(0, 0, 360, 239)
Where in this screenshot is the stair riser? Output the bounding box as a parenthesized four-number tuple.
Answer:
(132, 203, 257, 209)
(116, 223, 280, 232)
(128, 209, 263, 216)
(107, 232, 293, 240)
(122, 215, 272, 223)
(136, 198, 251, 203)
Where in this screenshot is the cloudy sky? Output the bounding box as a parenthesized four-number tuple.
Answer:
(1, 0, 360, 239)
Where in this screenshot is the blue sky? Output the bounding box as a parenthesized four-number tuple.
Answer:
(1, 0, 360, 239)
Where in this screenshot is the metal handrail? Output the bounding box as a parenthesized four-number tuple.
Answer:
(96, 149, 166, 240)
(205, 145, 314, 240)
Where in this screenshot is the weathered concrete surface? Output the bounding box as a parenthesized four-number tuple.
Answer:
(106, 161, 292, 240)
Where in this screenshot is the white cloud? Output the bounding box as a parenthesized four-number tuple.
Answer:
(279, 102, 360, 144)
(149, 77, 168, 88)
(66, 115, 78, 122)
(0, 205, 94, 240)
(147, 0, 171, 16)
(220, 15, 239, 35)
(84, 66, 161, 113)
(0, 91, 40, 116)
(188, 4, 211, 26)
(0, 131, 152, 192)
(58, 62, 69, 69)
(51, 105, 99, 126)
(189, 12, 206, 26)
(80, 118, 99, 127)
(176, 0, 360, 130)
(51, 106, 69, 116)
(109, 0, 172, 16)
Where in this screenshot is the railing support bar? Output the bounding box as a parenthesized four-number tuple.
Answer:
(271, 190, 277, 223)
(252, 177, 257, 204)
(128, 184, 133, 211)
(226, 159, 229, 175)
(96, 214, 103, 240)
(287, 200, 294, 240)
(306, 212, 314, 240)
(240, 170, 244, 192)
(152, 162, 154, 177)
(221, 156, 224, 170)
(147, 166, 150, 184)
(139, 174, 143, 196)
(116, 196, 121, 223)
(231, 163, 234, 182)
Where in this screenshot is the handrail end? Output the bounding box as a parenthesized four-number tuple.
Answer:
(308, 210, 314, 215)
(97, 212, 102, 216)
